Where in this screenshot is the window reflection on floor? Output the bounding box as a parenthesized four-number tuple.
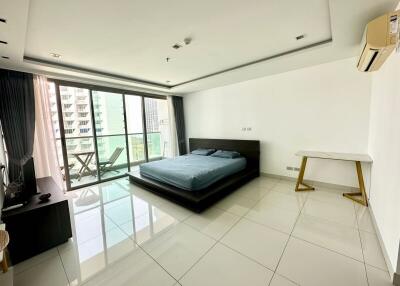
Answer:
(66, 178, 179, 285)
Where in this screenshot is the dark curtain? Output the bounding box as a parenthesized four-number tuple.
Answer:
(172, 96, 187, 155)
(0, 69, 35, 182)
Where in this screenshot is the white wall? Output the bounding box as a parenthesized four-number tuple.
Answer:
(184, 57, 372, 187)
(368, 51, 400, 274)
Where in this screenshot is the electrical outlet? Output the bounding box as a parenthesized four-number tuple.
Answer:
(293, 167, 300, 171)
(286, 166, 294, 171)
(246, 127, 252, 131)
(241, 127, 246, 131)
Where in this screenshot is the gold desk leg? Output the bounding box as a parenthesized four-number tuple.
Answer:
(295, 156, 315, 192)
(343, 161, 368, 206)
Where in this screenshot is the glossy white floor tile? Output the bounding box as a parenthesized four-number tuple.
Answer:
(269, 274, 298, 286)
(180, 243, 273, 286)
(14, 255, 69, 286)
(233, 183, 271, 200)
(270, 180, 309, 201)
(11, 177, 391, 286)
(184, 207, 241, 240)
(302, 197, 357, 228)
(140, 223, 216, 279)
(74, 245, 176, 286)
(214, 192, 258, 216)
(260, 190, 306, 212)
(277, 238, 368, 286)
(13, 248, 59, 275)
(245, 201, 299, 234)
(360, 230, 387, 270)
(0, 268, 13, 286)
(292, 213, 363, 261)
(245, 176, 280, 190)
(306, 186, 354, 207)
(365, 265, 393, 286)
(355, 204, 376, 233)
(221, 218, 289, 270)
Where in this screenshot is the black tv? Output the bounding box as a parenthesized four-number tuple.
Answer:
(21, 157, 38, 198)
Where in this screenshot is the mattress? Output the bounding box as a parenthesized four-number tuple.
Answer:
(139, 154, 247, 191)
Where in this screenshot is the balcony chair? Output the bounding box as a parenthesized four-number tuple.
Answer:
(99, 147, 124, 176)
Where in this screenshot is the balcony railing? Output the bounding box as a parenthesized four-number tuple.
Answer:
(56, 132, 165, 182)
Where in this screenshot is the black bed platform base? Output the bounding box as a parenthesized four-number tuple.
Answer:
(128, 138, 260, 213)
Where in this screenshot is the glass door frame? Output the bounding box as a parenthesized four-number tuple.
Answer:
(49, 79, 167, 191)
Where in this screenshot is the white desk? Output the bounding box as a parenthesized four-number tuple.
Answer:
(295, 151, 372, 206)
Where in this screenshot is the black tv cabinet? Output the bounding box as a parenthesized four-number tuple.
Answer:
(1, 177, 72, 264)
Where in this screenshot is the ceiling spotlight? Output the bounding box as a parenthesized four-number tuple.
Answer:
(184, 37, 192, 45)
(0, 18, 6, 23)
(50, 53, 61, 58)
(1, 56, 9, 59)
(295, 34, 305, 40)
(166, 57, 171, 62)
(172, 43, 182, 50)
(0, 40, 7, 45)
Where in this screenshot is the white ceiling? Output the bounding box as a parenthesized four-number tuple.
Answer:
(0, 0, 398, 94)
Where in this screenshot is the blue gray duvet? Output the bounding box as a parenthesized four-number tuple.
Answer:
(140, 154, 247, 191)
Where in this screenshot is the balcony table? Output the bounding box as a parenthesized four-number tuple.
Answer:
(71, 151, 95, 180)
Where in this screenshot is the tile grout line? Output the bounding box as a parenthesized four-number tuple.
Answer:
(175, 182, 280, 284)
(104, 210, 182, 285)
(56, 247, 72, 286)
(267, 180, 307, 286)
(177, 206, 250, 282)
(290, 234, 366, 264)
(353, 202, 371, 286)
(11, 250, 60, 277)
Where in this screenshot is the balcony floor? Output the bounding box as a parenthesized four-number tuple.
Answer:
(69, 165, 139, 189)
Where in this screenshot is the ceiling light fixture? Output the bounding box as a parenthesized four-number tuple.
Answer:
(184, 37, 192, 45)
(0, 40, 7, 45)
(172, 44, 182, 50)
(1, 56, 9, 59)
(296, 34, 305, 40)
(166, 57, 171, 62)
(50, 53, 61, 58)
(0, 18, 6, 23)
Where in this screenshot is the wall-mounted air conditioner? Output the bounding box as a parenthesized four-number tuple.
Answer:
(357, 10, 400, 72)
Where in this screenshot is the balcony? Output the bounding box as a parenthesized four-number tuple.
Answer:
(57, 132, 165, 188)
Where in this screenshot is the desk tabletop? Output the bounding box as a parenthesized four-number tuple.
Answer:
(295, 150, 373, 162)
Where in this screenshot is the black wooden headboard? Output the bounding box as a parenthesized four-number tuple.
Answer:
(189, 138, 260, 172)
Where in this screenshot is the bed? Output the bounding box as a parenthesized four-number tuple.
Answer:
(127, 138, 260, 212)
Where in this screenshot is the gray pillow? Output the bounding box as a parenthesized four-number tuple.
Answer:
(211, 150, 241, 159)
(191, 149, 216, 156)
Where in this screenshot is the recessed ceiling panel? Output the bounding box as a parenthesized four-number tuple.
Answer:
(25, 0, 332, 86)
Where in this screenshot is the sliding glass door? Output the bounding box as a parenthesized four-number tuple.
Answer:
(92, 91, 128, 180)
(144, 97, 170, 160)
(58, 85, 98, 188)
(125, 95, 146, 171)
(48, 81, 169, 190)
